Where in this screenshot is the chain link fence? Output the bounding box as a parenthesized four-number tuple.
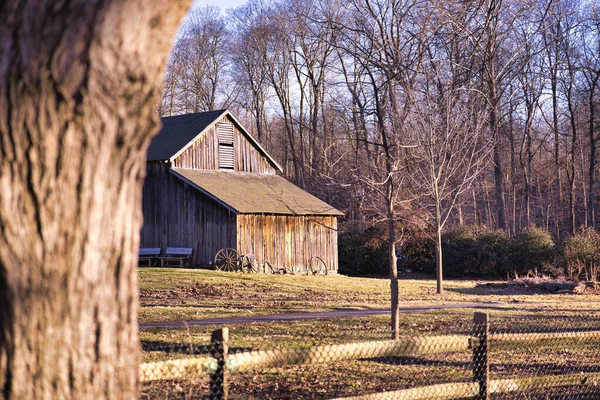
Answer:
(141, 312, 600, 399)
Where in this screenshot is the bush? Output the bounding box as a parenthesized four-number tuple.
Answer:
(474, 229, 510, 277)
(338, 230, 388, 276)
(442, 226, 478, 277)
(508, 227, 556, 276)
(339, 224, 557, 279)
(402, 236, 436, 274)
(441, 226, 509, 278)
(563, 227, 600, 281)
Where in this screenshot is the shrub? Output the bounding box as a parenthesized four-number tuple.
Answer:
(340, 224, 558, 280)
(442, 226, 478, 277)
(441, 226, 509, 278)
(473, 229, 510, 277)
(563, 227, 600, 281)
(402, 236, 436, 274)
(338, 231, 388, 276)
(508, 227, 556, 276)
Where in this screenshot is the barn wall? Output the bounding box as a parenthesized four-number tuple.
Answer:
(172, 115, 277, 174)
(140, 162, 237, 265)
(237, 215, 338, 273)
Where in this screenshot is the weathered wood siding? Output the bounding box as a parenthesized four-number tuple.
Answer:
(140, 162, 237, 265)
(237, 215, 338, 273)
(172, 115, 277, 174)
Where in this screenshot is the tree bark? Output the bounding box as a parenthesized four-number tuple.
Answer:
(0, 1, 190, 398)
(587, 73, 599, 228)
(435, 200, 444, 296)
(490, 96, 507, 230)
(388, 204, 399, 340)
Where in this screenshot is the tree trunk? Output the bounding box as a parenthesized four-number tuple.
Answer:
(491, 102, 507, 230)
(484, 0, 506, 231)
(435, 203, 444, 296)
(0, 1, 190, 398)
(567, 76, 578, 235)
(588, 76, 598, 228)
(472, 188, 479, 225)
(552, 64, 562, 202)
(386, 149, 399, 340)
(388, 212, 399, 340)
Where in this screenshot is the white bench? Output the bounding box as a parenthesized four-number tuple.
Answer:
(160, 247, 193, 268)
(138, 248, 161, 267)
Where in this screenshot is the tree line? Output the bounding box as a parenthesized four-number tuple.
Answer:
(159, 0, 600, 300)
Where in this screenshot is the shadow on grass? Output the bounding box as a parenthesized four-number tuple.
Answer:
(141, 340, 252, 355)
(373, 355, 471, 369)
(373, 356, 600, 376)
(445, 285, 541, 296)
(475, 306, 600, 316)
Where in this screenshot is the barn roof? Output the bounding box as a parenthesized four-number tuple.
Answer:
(171, 168, 344, 216)
(147, 110, 282, 172)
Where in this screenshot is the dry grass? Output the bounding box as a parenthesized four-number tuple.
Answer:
(139, 268, 600, 323)
(139, 268, 600, 399)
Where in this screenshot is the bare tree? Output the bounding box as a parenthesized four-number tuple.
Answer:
(405, 10, 492, 293)
(0, 1, 190, 398)
(230, 0, 273, 141)
(578, 4, 600, 228)
(159, 45, 186, 116)
(559, 1, 584, 234)
(329, 0, 434, 338)
(181, 7, 228, 111)
(407, 91, 490, 294)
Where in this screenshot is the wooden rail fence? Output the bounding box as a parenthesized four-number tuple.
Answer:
(140, 312, 600, 400)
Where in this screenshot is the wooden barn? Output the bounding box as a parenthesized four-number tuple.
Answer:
(140, 109, 343, 273)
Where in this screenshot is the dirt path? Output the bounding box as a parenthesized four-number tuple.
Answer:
(139, 301, 513, 329)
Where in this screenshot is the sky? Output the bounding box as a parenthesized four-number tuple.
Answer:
(192, 0, 247, 12)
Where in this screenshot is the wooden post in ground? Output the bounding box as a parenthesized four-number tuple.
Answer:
(473, 312, 489, 400)
(210, 328, 229, 400)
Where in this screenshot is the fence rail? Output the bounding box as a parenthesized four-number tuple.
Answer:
(331, 372, 600, 400)
(140, 312, 600, 399)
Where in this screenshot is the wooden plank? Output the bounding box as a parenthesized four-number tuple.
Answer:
(331, 372, 600, 400)
(490, 330, 600, 345)
(138, 248, 161, 256)
(227, 335, 472, 373)
(489, 372, 600, 393)
(170, 115, 276, 173)
(330, 382, 479, 400)
(139, 357, 216, 382)
(165, 247, 193, 256)
(140, 160, 241, 266)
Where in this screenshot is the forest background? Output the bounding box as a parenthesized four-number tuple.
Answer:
(158, 0, 600, 283)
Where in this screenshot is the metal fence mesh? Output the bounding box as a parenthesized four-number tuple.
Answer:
(488, 314, 600, 399)
(140, 312, 600, 399)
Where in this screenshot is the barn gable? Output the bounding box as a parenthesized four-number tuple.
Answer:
(148, 110, 281, 174)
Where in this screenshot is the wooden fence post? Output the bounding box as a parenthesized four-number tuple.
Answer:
(210, 328, 229, 400)
(472, 312, 489, 400)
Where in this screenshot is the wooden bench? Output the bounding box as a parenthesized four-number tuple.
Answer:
(160, 247, 193, 268)
(138, 248, 161, 267)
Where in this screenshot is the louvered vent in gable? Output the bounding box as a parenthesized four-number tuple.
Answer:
(218, 122, 235, 169)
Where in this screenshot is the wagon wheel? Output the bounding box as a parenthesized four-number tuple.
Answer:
(240, 254, 259, 274)
(308, 256, 327, 276)
(214, 248, 240, 272)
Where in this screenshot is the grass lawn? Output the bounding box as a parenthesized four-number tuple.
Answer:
(139, 268, 600, 399)
(139, 268, 600, 323)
